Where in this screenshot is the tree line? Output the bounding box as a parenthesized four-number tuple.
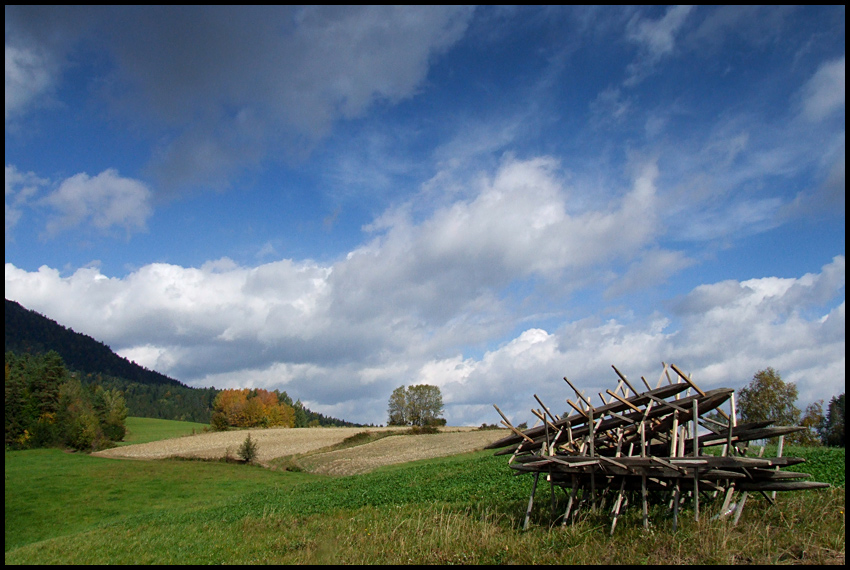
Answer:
(212, 387, 363, 429)
(5, 351, 128, 451)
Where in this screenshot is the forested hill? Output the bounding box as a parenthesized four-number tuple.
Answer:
(5, 298, 186, 389)
(5, 299, 362, 427)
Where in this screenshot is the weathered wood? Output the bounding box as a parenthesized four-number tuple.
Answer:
(523, 472, 540, 530)
(490, 363, 830, 533)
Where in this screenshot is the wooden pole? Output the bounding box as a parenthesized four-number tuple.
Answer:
(610, 477, 627, 536)
(523, 472, 540, 530)
(672, 481, 680, 531)
(611, 365, 640, 396)
(534, 394, 559, 423)
(564, 377, 593, 409)
(656, 362, 669, 389)
(693, 398, 699, 522)
(562, 477, 579, 525)
(732, 491, 748, 525)
(772, 435, 784, 501)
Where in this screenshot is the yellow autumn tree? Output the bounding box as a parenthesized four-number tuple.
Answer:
(212, 388, 295, 429)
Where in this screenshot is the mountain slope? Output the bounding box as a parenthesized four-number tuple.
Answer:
(5, 298, 186, 388)
(4, 299, 362, 426)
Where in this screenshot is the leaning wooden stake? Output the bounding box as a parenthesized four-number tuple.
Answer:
(523, 471, 540, 530)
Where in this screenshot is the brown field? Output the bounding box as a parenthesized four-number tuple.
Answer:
(295, 429, 505, 475)
(93, 426, 505, 475)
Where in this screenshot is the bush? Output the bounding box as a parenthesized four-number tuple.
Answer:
(210, 411, 229, 431)
(407, 425, 439, 435)
(237, 433, 259, 463)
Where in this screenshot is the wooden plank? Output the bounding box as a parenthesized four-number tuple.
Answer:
(736, 480, 831, 492)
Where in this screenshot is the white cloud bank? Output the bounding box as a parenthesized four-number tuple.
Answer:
(5, 156, 843, 425)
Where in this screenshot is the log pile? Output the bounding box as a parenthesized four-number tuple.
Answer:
(486, 363, 829, 533)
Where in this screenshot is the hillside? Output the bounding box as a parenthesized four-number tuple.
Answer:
(5, 299, 186, 389)
(4, 299, 361, 426)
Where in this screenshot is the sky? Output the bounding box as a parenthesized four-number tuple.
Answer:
(5, 6, 845, 427)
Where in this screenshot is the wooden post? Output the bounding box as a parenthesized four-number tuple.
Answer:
(562, 477, 579, 525)
(670, 410, 679, 457)
(693, 398, 699, 522)
(772, 435, 784, 501)
(672, 481, 680, 532)
(523, 472, 540, 530)
(732, 491, 748, 525)
(719, 485, 735, 518)
(610, 477, 627, 536)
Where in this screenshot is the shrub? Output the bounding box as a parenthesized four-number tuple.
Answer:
(407, 425, 440, 435)
(238, 433, 259, 463)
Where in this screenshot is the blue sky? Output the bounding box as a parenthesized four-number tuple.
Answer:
(5, 6, 845, 425)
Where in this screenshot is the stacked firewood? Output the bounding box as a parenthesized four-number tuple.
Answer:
(486, 363, 829, 533)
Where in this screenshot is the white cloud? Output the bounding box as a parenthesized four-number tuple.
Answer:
(5, 164, 48, 241)
(39, 169, 153, 237)
(627, 5, 694, 60)
(4, 44, 56, 122)
(422, 257, 845, 426)
(334, 155, 661, 329)
(6, 6, 474, 191)
(6, 179, 843, 427)
(604, 249, 695, 298)
(625, 5, 695, 85)
(801, 55, 845, 122)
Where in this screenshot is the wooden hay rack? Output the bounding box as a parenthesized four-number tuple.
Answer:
(486, 363, 829, 534)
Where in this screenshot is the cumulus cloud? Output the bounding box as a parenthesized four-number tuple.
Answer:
(5, 151, 843, 426)
(39, 169, 153, 237)
(333, 156, 662, 329)
(418, 256, 845, 426)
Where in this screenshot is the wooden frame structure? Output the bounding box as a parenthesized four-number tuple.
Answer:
(486, 363, 829, 534)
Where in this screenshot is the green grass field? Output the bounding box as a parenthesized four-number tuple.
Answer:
(120, 416, 210, 445)
(5, 419, 845, 564)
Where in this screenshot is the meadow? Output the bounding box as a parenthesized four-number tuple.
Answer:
(5, 419, 845, 565)
(121, 416, 211, 445)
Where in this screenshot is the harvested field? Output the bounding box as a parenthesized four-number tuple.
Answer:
(296, 429, 505, 475)
(93, 426, 505, 473)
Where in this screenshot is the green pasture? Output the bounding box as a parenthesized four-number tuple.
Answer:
(5, 419, 845, 565)
(121, 416, 210, 445)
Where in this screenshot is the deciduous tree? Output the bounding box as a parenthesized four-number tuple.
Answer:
(387, 386, 407, 426)
(387, 384, 444, 427)
(738, 368, 801, 426)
